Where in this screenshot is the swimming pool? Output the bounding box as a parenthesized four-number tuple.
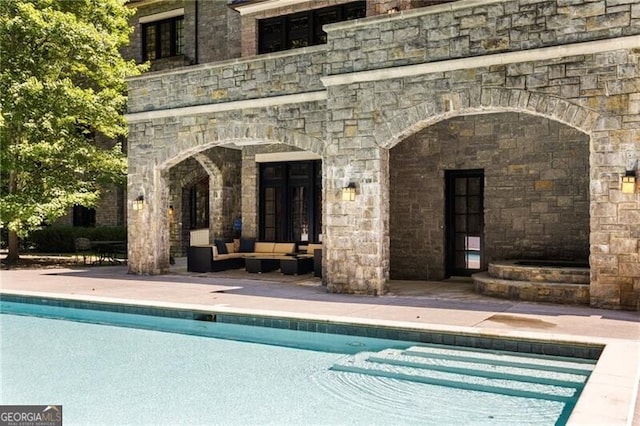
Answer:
(0, 297, 599, 425)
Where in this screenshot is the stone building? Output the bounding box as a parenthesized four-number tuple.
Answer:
(56, 133, 126, 228)
(124, 0, 640, 310)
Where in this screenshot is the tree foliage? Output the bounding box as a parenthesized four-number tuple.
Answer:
(0, 0, 143, 260)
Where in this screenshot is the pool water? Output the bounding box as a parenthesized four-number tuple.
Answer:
(0, 301, 595, 425)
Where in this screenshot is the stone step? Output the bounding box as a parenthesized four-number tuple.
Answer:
(331, 346, 592, 402)
(403, 344, 595, 375)
(367, 351, 588, 386)
(488, 260, 590, 284)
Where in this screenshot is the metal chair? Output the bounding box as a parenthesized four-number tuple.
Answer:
(74, 237, 93, 265)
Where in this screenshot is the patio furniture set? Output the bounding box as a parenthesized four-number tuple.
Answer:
(74, 238, 127, 265)
(186, 230, 321, 276)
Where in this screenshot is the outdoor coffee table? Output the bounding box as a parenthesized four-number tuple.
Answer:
(244, 256, 281, 273)
(280, 256, 313, 275)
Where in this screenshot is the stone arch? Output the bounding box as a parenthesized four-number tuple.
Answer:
(376, 88, 598, 149)
(159, 120, 325, 171)
(166, 157, 211, 256)
(151, 118, 325, 260)
(176, 159, 211, 188)
(193, 153, 227, 241)
(380, 87, 596, 283)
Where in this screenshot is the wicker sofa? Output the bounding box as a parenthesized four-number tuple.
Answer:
(186, 229, 300, 273)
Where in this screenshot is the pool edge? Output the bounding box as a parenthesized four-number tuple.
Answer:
(1, 288, 638, 425)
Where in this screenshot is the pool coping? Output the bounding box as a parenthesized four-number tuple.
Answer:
(1, 288, 638, 425)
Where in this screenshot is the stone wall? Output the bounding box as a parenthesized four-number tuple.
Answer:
(126, 46, 327, 114)
(124, 0, 240, 71)
(325, 0, 640, 74)
(126, 0, 639, 309)
(196, 1, 241, 64)
(95, 187, 125, 226)
(389, 112, 589, 280)
(319, 0, 639, 308)
(368, 1, 456, 16)
(55, 187, 123, 227)
(126, 98, 326, 275)
(167, 147, 241, 256)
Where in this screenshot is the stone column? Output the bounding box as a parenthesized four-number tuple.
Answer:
(589, 129, 640, 310)
(324, 147, 389, 295)
(241, 150, 258, 238)
(209, 171, 224, 239)
(127, 164, 171, 275)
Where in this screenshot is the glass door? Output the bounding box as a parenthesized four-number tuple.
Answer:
(445, 170, 484, 277)
(259, 161, 321, 242)
(262, 186, 283, 241)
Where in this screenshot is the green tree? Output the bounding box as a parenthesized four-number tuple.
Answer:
(0, 0, 143, 263)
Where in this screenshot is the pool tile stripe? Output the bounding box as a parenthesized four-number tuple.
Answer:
(0, 293, 604, 360)
(214, 312, 603, 359)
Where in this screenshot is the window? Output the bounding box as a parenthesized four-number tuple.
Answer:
(142, 16, 184, 61)
(258, 1, 366, 54)
(73, 205, 96, 227)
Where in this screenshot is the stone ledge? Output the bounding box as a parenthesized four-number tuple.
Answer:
(321, 35, 640, 86)
(488, 260, 590, 284)
(473, 272, 590, 305)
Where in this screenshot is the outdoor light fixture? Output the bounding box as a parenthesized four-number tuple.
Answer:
(169, 205, 174, 215)
(342, 183, 356, 201)
(132, 195, 145, 210)
(621, 171, 637, 194)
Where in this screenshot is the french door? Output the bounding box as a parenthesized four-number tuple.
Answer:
(260, 161, 321, 242)
(445, 170, 484, 277)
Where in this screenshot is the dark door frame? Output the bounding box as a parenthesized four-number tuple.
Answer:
(258, 160, 321, 243)
(445, 169, 485, 277)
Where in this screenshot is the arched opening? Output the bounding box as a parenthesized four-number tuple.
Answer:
(389, 112, 590, 281)
(127, 117, 327, 275)
(168, 147, 241, 257)
(163, 141, 323, 262)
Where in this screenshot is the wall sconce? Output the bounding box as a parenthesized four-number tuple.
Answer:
(342, 183, 356, 201)
(621, 171, 637, 194)
(132, 195, 145, 210)
(169, 205, 174, 215)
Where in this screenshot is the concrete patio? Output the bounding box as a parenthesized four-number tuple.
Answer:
(1, 262, 638, 425)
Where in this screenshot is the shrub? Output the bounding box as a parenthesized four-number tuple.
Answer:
(27, 226, 127, 253)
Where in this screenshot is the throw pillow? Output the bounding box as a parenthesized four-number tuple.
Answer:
(214, 239, 228, 255)
(239, 237, 256, 253)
